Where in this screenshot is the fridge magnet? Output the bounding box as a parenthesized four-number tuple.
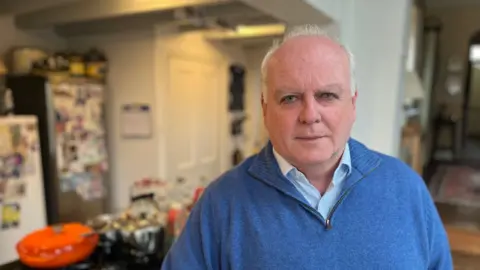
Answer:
(10, 124, 22, 149)
(60, 174, 74, 192)
(0, 156, 6, 179)
(3, 154, 16, 179)
(60, 137, 80, 171)
(4, 153, 24, 179)
(1, 202, 21, 229)
(54, 94, 75, 122)
(0, 125, 13, 156)
(20, 122, 39, 155)
(75, 177, 105, 201)
(87, 83, 104, 99)
(3, 180, 26, 201)
(0, 179, 6, 203)
(56, 136, 66, 171)
(77, 136, 105, 166)
(20, 124, 38, 176)
(55, 108, 70, 134)
(22, 157, 35, 177)
(84, 108, 104, 135)
(60, 172, 89, 192)
(53, 82, 74, 98)
(75, 84, 89, 106)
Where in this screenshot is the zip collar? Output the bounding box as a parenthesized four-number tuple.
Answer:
(247, 138, 382, 210)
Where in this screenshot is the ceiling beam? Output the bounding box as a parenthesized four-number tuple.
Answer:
(54, 11, 176, 37)
(237, 0, 332, 26)
(204, 24, 285, 40)
(15, 0, 230, 29)
(0, 0, 82, 15)
(54, 2, 279, 38)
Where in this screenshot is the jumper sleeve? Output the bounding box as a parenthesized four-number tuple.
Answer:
(161, 189, 219, 270)
(425, 190, 453, 270)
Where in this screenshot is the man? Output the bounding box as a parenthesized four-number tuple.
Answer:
(161, 25, 452, 270)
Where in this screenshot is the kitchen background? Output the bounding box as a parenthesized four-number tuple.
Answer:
(0, 0, 314, 268)
(4, 0, 479, 269)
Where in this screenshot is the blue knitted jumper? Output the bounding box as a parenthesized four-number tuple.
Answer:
(162, 139, 452, 270)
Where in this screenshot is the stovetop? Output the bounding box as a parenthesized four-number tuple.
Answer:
(17, 256, 163, 270)
(16, 233, 166, 270)
(17, 261, 162, 270)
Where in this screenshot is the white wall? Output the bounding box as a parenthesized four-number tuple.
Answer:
(0, 14, 66, 58)
(153, 26, 248, 179)
(68, 30, 159, 212)
(307, 0, 411, 157)
(304, 0, 342, 22)
(349, 0, 411, 157)
(68, 27, 254, 212)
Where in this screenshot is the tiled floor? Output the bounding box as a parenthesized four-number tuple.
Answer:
(439, 205, 480, 269)
(453, 252, 480, 269)
(437, 203, 480, 231)
(427, 137, 480, 269)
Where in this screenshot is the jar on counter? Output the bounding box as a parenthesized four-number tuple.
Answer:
(68, 52, 86, 78)
(85, 48, 108, 81)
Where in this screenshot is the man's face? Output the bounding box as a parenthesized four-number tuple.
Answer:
(262, 36, 357, 168)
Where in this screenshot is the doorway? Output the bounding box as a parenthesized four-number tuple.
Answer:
(165, 56, 223, 202)
(463, 31, 480, 143)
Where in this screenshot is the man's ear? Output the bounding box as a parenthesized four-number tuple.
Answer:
(352, 90, 358, 107)
(352, 90, 358, 121)
(261, 95, 267, 117)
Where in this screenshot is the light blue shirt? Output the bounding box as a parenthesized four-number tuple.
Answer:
(273, 144, 352, 219)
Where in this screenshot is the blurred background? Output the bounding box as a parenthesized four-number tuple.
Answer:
(0, 0, 479, 269)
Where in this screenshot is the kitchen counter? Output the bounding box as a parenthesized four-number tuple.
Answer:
(13, 260, 163, 270)
(3, 254, 163, 270)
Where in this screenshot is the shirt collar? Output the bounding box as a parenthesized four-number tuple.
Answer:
(273, 143, 352, 185)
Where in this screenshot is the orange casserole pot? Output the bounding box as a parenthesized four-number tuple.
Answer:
(16, 223, 99, 269)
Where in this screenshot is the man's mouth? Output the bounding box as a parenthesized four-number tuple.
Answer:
(295, 136, 326, 140)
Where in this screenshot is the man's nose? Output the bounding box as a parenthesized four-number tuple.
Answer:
(298, 99, 321, 124)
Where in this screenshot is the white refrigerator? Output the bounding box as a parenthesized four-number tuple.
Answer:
(0, 116, 47, 265)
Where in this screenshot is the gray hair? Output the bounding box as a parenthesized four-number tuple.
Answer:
(261, 24, 357, 102)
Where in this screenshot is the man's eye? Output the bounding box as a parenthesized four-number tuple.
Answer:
(317, 93, 338, 100)
(281, 95, 298, 103)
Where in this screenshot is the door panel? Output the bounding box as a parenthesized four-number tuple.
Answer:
(196, 65, 219, 165)
(166, 57, 222, 202)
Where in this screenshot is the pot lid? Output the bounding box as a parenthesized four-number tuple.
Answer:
(17, 223, 96, 252)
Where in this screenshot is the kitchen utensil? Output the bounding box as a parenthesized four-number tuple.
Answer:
(16, 223, 99, 268)
(120, 193, 165, 257)
(130, 177, 169, 211)
(87, 213, 122, 243)
(122, 217, 164, 256)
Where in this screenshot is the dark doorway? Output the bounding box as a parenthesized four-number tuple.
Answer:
(462, 31, 480, 143)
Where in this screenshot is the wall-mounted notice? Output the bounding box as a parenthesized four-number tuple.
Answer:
(121, 103, 152, 138)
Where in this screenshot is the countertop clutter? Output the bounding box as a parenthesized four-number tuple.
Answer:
(6, 47, 108, 82)
(13, 178, 202, 270)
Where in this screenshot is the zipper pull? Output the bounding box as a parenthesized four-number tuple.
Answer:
(326, 219, 332, 230)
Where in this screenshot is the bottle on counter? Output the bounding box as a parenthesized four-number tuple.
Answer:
(164, 202, 182, 255)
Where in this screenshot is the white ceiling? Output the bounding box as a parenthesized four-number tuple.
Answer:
(426, 0, 480, 8)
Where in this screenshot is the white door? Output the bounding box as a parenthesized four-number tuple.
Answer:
(166, 57, 222, 202)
